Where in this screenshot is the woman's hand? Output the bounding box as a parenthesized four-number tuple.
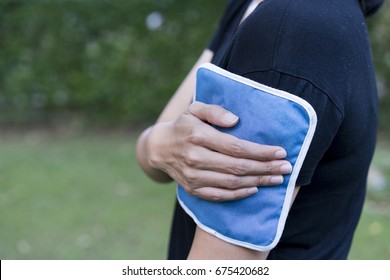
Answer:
(145, 102, 292, 202)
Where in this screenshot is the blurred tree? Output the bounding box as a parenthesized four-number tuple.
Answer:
(368, 1, 390, 132)
(0, 0, 389, 131)
(0, 0, 226, 125)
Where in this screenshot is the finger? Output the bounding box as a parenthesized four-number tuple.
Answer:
(191, 186, 259, 202)
(188, 102, 239, 127)
(188, 122, 287, 161)
(184, 169, 284, 190)
(186, 146, 292, 176)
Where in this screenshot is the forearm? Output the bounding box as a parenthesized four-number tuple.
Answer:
(136, 125, 173, 183)
(157, 49, 214, 123)
(136, 49, 214, 183)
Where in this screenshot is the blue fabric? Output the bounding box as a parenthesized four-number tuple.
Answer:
(177, 64, 317, 251)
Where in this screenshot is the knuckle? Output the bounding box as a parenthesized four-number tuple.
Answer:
(188, 102, 198, 111)
(176, 113, 190, 126)
(188, 102, 201, 115)
(224, 175, 240, 188)
(257, 176, 270, 186)
(264, 164, 274, 175)
(184, 150, 200, 167)
(264, 161, 280, 175)
(185, 187, 196, 196)
(188, 124, 205, 144)
(230, 162, 249, 175)
(229, 140, 244, 157)
(210, 193, 223, 202)
(182, 168, 197, 184)
(183, 185, 197, 197)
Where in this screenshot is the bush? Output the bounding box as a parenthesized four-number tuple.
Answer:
(0, 0, 389, 130)
(368, 1, 390, 131)
(0, 0, 225, 124)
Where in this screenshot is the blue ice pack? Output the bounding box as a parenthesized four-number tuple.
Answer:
(177, 63, 317, 251)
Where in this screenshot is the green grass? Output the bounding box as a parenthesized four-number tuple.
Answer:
(0, 129, 176, 259)
(0, 129, 389, 259)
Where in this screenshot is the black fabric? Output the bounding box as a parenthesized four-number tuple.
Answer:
(359, 0, 384, 16)
(207, 0, 249, 64)
(168, 0, 378, 260)
(167, 200, 197, 260)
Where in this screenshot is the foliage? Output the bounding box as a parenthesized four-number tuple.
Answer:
(349, 137, 390, 259)
(0, 1, 389, 129)
(0, 0, 225, 124)
(368, 1, 390, 131)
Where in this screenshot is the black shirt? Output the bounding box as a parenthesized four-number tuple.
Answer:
(168, 0, 378, 259)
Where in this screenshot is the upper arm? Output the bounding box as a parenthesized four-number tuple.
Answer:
(188, 187, 300, 260)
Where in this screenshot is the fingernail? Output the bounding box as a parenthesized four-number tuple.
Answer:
(246, 187, 258, 195)
(274, 149, 287, 159)
(223, 113, 238, 124)
(280, 163, 292, 173)
(270, 176, 283, 185)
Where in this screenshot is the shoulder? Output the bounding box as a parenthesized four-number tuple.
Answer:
(226, 0, 371, 91)
(248, 0, 367, 45)
(272, 0, 368, 62)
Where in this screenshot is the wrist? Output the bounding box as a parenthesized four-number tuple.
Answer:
(146, 122, 169, 169)
(136, 124, 172, 183)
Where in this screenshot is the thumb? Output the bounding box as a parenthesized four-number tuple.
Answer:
(189, 101, 239, 127)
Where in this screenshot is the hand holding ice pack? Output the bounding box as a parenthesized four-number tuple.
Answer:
(177, 63, 317, 251)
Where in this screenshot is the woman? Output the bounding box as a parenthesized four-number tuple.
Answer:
(136, 0, 383, 259)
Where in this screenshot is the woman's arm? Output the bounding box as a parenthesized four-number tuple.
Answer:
(187, 187, 300, 259)
(136, 50, 292, 202)
(188, 227, 269, 260)
(136, 50, 214, 182)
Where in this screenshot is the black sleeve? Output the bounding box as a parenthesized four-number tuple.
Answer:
(208, 0, 248, 52)
(242, 71, 343, 186)
(217, 0, 360, 186)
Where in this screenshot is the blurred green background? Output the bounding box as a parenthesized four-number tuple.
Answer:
(0, 0, 389, 259)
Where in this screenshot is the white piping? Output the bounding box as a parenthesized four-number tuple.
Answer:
(180, 62, 317, 251)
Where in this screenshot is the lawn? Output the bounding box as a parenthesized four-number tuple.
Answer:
(0, 128, 176, 259)
(0, 128, 389, 259)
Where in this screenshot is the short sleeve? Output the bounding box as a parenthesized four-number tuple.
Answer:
(219, 0, 348, 186)
(243, 71, 343, 186)
(208, 0, 249, 60)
